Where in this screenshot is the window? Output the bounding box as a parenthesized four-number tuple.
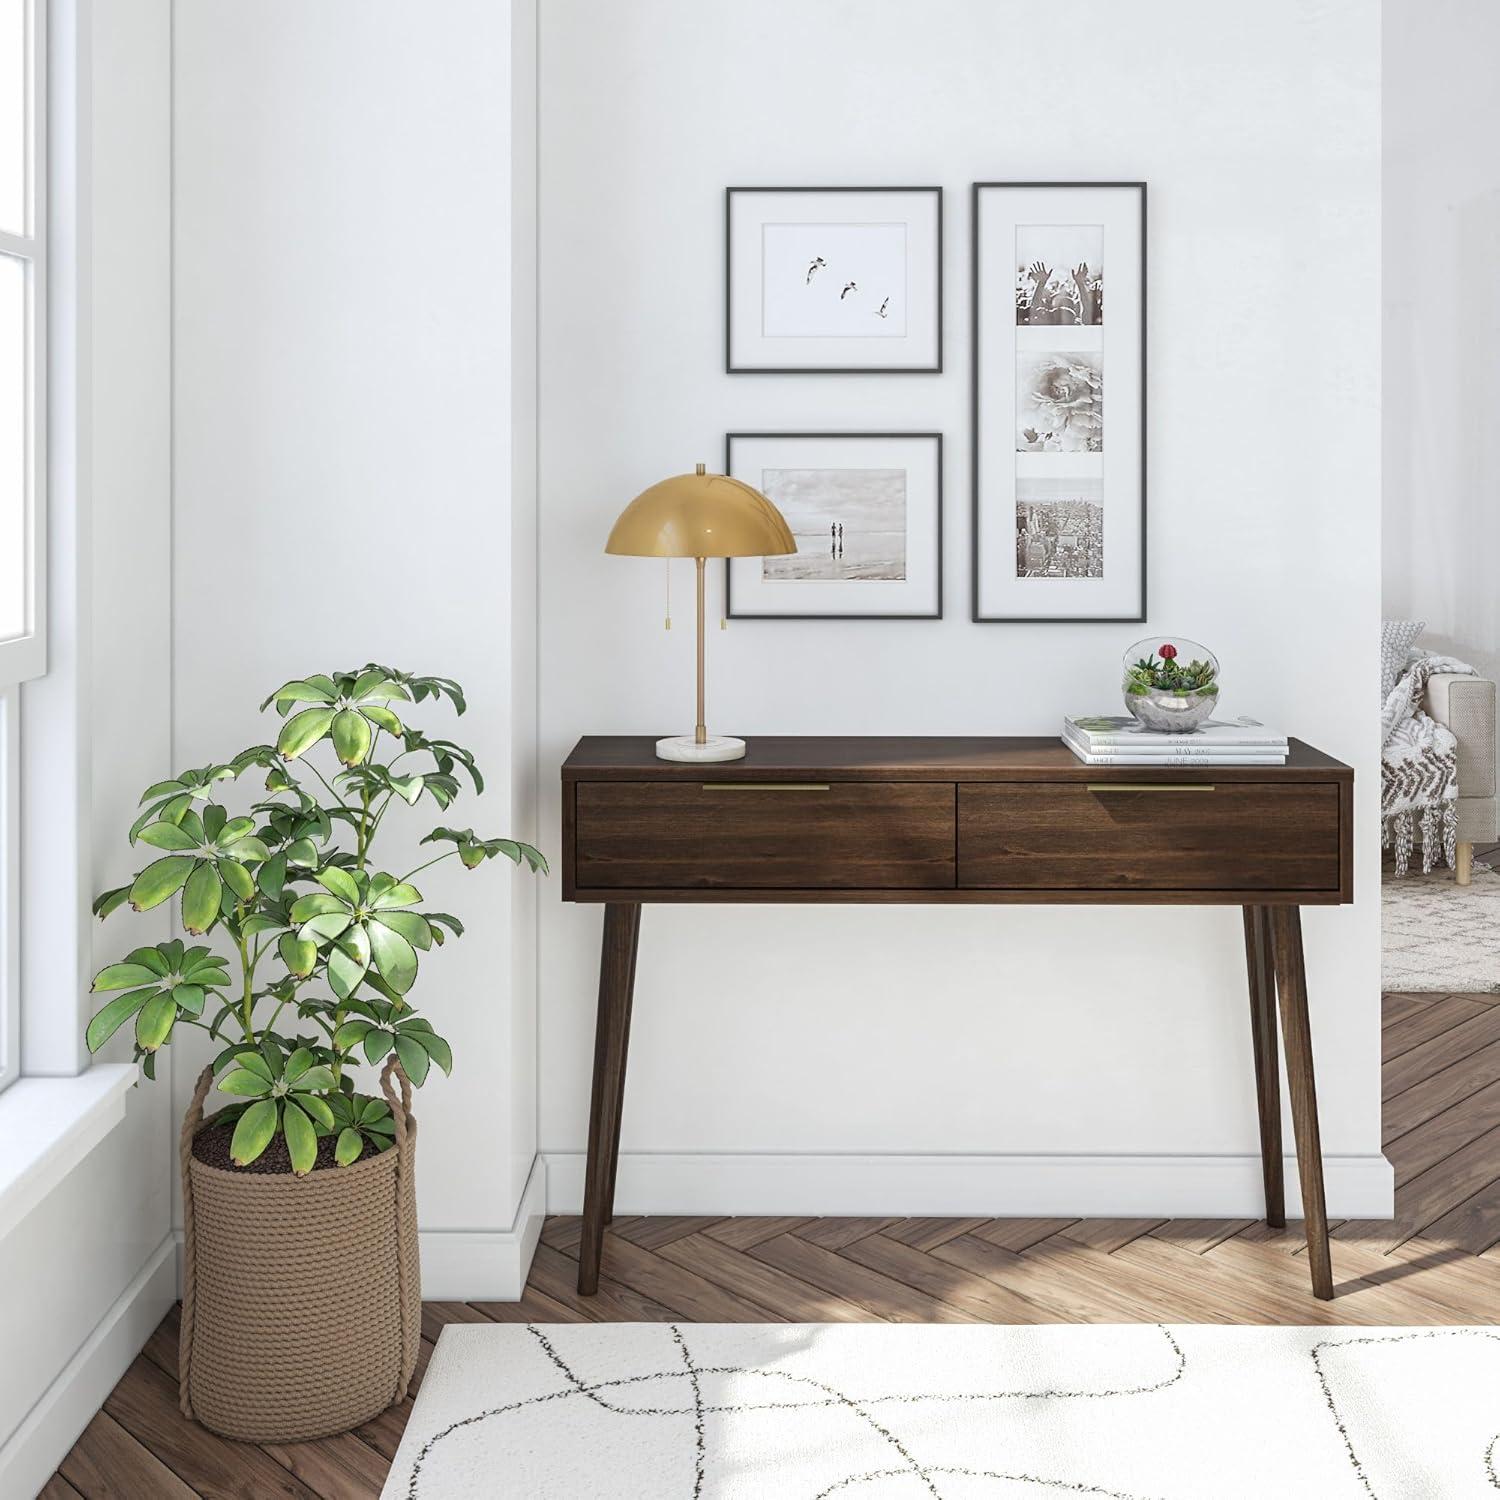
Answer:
(0, 0, 43, 1093)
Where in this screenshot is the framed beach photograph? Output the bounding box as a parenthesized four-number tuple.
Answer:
(725, 187, 943, 372)
(724, 432, 943, 619)
(971, 182, 1145, 621)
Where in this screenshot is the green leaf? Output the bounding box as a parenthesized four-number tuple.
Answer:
(219, 857, 255, 901)
(128, 856, 195, 912)
(137, 821, 200, 853)
(316, 866, 360, 906)
(373, 910, 431, 951)
(369, 881, 421, 910)
(298, 911, 351, 944)
(138, 778, 188, 804)
(363, 704, 405, 737)
(202, 804, 227, 842)
(238, 914, 283, 938)
(367, 921, 417, 993)
(124, 946, 172, 977)
(335, 1127, 363, 1166)
(294, 1064, 336, 1092)
(394, 1033, 431, 1086)
(231, 1099, 279, 1166)
(298, 1094, 335, 1131)
(278, 932, 318, 977)
(92, 962, 163, 992)
(135, 992, 177, 1051)
(332, 1019, 372, 1050)
(236, 1049, 275, 1082)
(92, 884, 132, 920)
(283, 1047, 314, 1083)
(173, 983, 206, 1017)
(290, 891, 346, 921)
(331, 709, 373, 767)
(262, 678, 335, 712)
(180, 860, 222, 935)
(218, 1068, 273, 1097)
(177, 808, 205, 844)
(277, 707, 337, 759)
(362, 1028, 394, 1065)
(216, 815, 255, 845)
(85, 986, 157, 1051)
(220, 836, 271, 864)
(256, 852, 288, 898)
(327, 939, 368, 1001)
(416, 1030, 453, 1076)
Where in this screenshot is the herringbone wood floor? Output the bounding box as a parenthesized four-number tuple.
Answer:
(43, 991, 1500, 1500)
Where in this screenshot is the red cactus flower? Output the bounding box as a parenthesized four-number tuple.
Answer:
(1158, 643, 1177, 660)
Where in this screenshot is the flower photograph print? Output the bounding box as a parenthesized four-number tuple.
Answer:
(725, 432, 942, 618)
(1016, 351, 1104, 453)
(972, 182, 1144, 622)
(1015, 224, 1103, 326)
(760, 468, 907, 582)
(726, 188, 942, 371)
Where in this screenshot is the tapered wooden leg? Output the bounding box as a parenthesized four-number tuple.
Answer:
(1269, 906, 1334, 1299)
(1457, 841, 1473, 886)
(1241, 906, 1285, 1227)
(578, 901, 641, 1295)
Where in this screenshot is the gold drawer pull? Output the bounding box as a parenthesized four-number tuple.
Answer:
(1087, 783, 1216, 793)
(702, 783, 831, 792)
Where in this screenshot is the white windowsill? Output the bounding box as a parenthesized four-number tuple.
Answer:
(0, 1064, 138, 1241)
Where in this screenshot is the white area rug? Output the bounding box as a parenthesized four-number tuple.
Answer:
(382, 1321, 1500, 1498)
(1383, 863, 1500, 992)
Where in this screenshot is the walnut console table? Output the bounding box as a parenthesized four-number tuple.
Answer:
(561, 736, 1354, 1300)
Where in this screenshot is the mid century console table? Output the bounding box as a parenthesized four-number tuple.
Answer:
(561, 736, 1354, 1300)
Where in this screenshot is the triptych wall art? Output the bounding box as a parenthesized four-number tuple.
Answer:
(722, 181, 1146, 624)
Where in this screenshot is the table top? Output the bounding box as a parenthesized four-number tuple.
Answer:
(562, 735, 1352, 783)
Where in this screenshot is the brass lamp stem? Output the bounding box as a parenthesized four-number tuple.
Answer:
(694, 556, 707, 744)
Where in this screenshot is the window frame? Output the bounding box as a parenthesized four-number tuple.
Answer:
(0, 0, 46, 686)
(0, 0, 45, 1095)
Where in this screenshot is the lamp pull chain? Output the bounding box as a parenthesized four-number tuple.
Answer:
(664, 558, 671, 630)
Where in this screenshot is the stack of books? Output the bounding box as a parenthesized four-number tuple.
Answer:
(1062, 714, 1289, 766)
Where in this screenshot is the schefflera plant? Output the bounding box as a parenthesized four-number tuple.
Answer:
(85, 666, 546, 1175)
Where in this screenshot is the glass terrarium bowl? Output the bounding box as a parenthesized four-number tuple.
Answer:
(1123, 637, 1220, 734)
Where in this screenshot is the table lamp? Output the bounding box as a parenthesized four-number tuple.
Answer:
(606, 463, 795, 762)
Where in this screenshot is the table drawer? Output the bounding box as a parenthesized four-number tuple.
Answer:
(958, 782, 1342, 892)
(573, 781, 956, 890)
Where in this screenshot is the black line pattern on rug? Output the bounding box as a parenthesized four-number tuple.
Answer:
(1311, 1328, 1500, 1498)
(671, 1326, 708, 1499)
(404, 1324, 1185, 1498)
(815, 1468, 1158, 1500)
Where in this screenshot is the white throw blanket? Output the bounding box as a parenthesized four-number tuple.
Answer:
(1382, 650, 1476, 876)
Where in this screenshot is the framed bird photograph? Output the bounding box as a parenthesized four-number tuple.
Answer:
(971, 181, 1146, 622)
(724, 431, 943, 619)
(725, 187, 943, 373)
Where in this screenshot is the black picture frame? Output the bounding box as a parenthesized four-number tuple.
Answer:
(724, 431, 944, 620)
(970, 180, 1147, 623)
(725, 186, 944, 374)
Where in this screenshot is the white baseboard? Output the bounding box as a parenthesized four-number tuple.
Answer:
(173, 1154, 549, 1304)
(419, 1156, 548, 1300)
(542, 1151, 1394, 1220)
(0, 1232, 176, 1500)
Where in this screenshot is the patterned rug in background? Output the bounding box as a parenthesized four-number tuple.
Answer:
(1383, 864, 1500, 992)
(383, 1321, 1500, 1498)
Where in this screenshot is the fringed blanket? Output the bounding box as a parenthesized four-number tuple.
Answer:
(1382, 651, 1476, 876)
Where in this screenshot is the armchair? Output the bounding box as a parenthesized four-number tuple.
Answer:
(1424, 674, 1497, 884)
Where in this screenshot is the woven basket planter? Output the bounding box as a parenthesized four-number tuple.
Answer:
(178, 1058, 421, 1443)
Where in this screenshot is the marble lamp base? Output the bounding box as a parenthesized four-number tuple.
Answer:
(655, 734, 746, 763)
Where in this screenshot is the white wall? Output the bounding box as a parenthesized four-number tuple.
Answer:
(538, 0, 1385, 1214)
(1383, 0, 1500, 678)
(172, 0, 541, 1293)
(0, 3, 176, 1492)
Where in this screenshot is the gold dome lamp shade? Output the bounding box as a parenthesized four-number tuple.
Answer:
(606, 464, 795, 762)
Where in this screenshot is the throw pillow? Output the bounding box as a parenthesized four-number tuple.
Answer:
(1382, 618, 1425, 702)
